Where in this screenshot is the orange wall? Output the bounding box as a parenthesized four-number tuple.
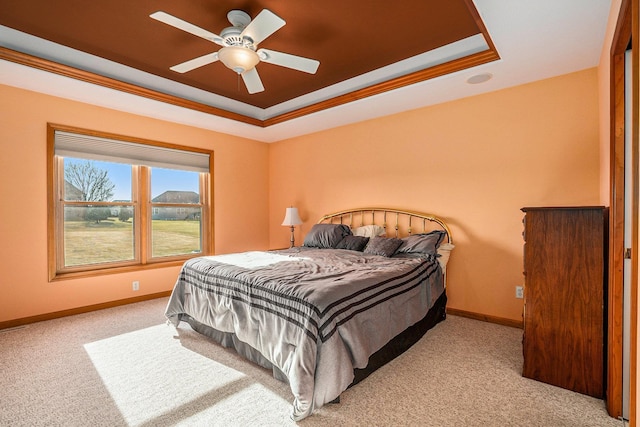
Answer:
(269, 68, 601, 322)
(0, 68, 602, 325)
(0, 84, 269, 322)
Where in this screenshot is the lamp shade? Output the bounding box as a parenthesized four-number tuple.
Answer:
(281, 207, 302, 226)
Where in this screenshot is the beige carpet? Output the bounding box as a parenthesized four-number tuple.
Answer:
(0, 298, 622, 427)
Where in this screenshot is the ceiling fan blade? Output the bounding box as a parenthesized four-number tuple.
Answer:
(241, 68, 265, 94)
(241, 9, 285, 45)
(150, 11, 224, 46)
(170, 52, 219, 73)
(257, 49, 320, 74)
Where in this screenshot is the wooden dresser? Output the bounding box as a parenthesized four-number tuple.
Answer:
(521, 206, 608, 398)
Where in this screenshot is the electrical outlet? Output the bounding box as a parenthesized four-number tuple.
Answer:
(132, 281, 140, 291)
(515, 286, 524, 299)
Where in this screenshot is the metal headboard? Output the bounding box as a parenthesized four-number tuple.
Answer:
(317, 207, 452, 244)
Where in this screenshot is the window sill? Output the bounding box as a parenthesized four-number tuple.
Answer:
(50, 259, 188, 282)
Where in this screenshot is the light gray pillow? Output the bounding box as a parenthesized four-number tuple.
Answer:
(352, 224, 386, 238)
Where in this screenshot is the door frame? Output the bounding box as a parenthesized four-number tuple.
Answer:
(609, 0, 637, 421)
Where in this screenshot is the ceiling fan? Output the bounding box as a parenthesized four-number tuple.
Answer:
(150, 9, 320, 94)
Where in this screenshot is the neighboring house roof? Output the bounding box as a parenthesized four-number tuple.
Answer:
(64, 179, 83, 200)
(152, 191, 199, 203)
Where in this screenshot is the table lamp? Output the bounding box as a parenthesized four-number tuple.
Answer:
(281, 207, 302, 248)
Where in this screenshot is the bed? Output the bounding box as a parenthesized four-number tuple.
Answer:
(165, 208, 454, 420)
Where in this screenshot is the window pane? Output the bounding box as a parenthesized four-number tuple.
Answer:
(63, 205, 135, 267)
(151, 208, 202, 258)
(63, 158, 132, 202)
(151, 167, 199, 203)
(50, 125, 212, 279)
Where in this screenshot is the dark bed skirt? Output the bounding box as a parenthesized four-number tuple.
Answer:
(350, 290, 447, 386)
(180, 289, 447, 394)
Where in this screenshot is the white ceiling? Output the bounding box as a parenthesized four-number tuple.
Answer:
(0, 0, 612, 143)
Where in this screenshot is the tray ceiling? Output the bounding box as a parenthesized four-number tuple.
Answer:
(0, 1, 612, 142)
(0, 0, 498, 125)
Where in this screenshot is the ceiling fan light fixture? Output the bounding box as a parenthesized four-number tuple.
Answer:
(218, 46, 259, 74)
(152, 8, 318, 93)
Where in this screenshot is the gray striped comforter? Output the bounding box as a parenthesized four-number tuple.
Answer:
(165, 247, 443, 420)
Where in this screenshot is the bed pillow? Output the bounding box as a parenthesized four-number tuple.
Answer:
(335, 235, 369, 251)
(396, 230, 447, 255)
(437, 242, 455, 273)
(352, 224, 386, 238)
(303, 224, 352, 248)
(363, 237, 403, 257)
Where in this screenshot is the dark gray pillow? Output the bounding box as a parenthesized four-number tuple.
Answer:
(303, 224, 352, 248)
(396, 230, 447, 255)
(363, 237, 403, 257)
(335, 235, 369, 251)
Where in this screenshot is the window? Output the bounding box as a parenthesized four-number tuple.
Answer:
(47, 124, 213, 280)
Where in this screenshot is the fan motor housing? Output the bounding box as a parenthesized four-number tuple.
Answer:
(220, 26, 254, 48)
